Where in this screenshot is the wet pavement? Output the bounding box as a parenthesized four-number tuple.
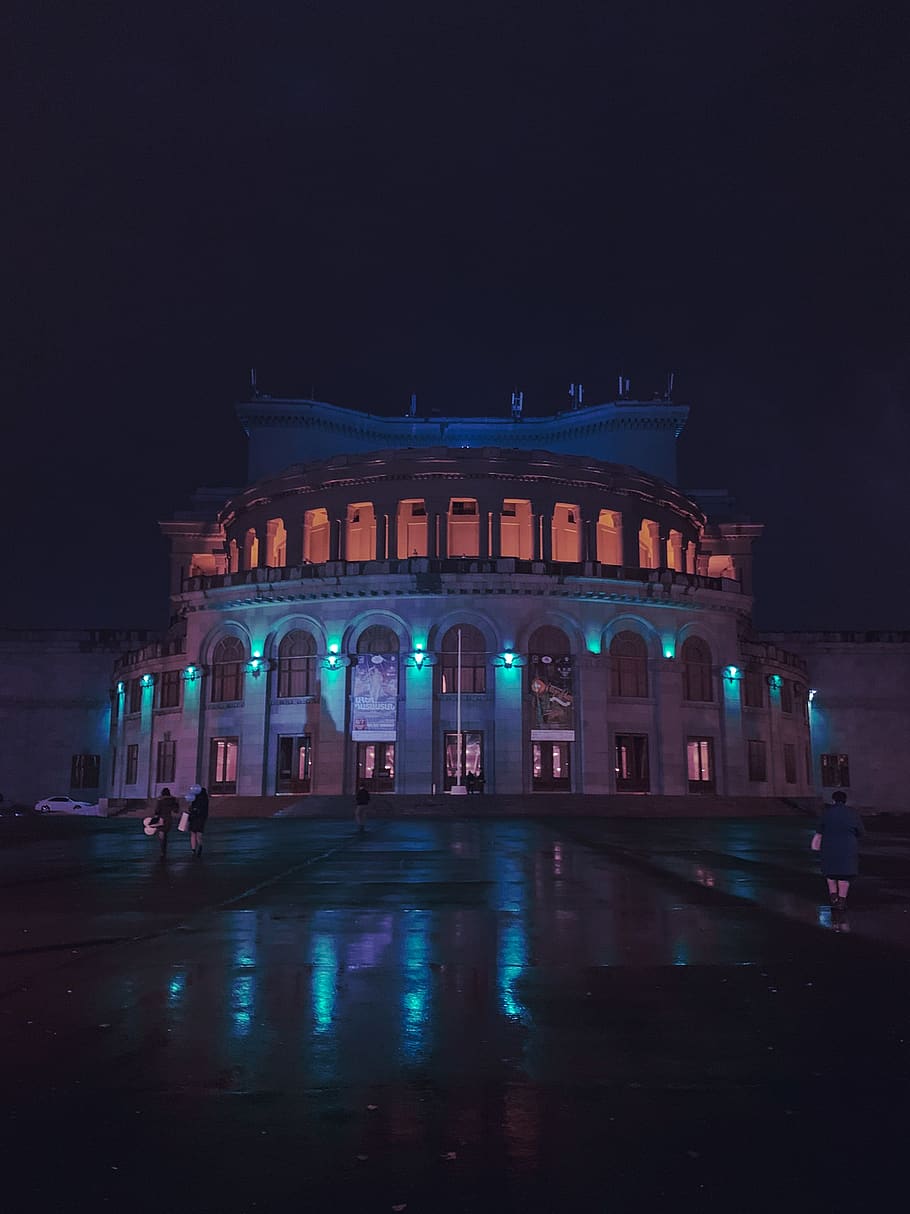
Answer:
(3, 815, 909, 1212)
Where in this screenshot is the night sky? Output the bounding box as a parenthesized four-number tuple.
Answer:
(7, 1, 910, 633)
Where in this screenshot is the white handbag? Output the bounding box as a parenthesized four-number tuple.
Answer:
(178, 811, 190, 832)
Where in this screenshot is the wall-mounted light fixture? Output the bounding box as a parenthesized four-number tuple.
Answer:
(116, 681, 124, 694)
(767, 674, 782, 689)
(808, 688, 817, 703)
(723, 664, 740, 681)
(494, 649, 522, 669)
(141, 673, 154, 688)
(182, 665, 200, 682)
(247, 651, 267, 677)
(323, 643, 349, 671)
(663, 646, 675, 660)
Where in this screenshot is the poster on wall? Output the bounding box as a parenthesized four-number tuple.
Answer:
(529, 652, 575, 739)
(351, 654, 399, 740)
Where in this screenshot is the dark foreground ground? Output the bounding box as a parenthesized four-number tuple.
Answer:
(2, 814, 909, 1213)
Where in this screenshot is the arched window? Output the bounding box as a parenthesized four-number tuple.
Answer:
(528, 626, 573, 732)
(667, 530, 683, 572)
(228, 539, 239, 573)
(681, 636, 713, 702)
(277, 630, 317, 698)
(610, 630, 648, 698)
(357, 625, 399, 654)
(211, 636, 245, 703)
(440, 625, 487, 694)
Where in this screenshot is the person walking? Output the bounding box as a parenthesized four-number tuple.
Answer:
(815, 789, 864, 910)
(154, 787, 179, 860)
(188, 786, 209, 857)
(354, 785, 370, 832)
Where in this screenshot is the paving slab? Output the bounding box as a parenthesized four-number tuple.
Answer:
(2, 816, 909, 1212)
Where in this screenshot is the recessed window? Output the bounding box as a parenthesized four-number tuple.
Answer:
(747, 739, 767, 782)
(211, 637, 245, 703)
(158, 669, 182, 710)
(277, 630, 317, 698)
(783, 743, 796, 784)
(70, 754, 100, 789)
(610, 631, 648, 698)
(156, 739, 176, 784)
(126, 744, 139, 785)
(440, 625, 486, 694)
(821, 753, 850, 788)
(681, 636, 713, 702)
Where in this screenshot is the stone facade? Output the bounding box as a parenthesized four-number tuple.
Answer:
(108, 396, 815, 805)
(761, 632, 910, 814)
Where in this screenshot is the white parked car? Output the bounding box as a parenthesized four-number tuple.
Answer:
(34, 796, 101, 815)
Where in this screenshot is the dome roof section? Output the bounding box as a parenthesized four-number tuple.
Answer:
(219, 447, 705, 533)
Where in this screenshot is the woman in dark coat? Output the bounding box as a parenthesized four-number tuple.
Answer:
(816, 790, 864, 909)
(188, 786, 209, 857)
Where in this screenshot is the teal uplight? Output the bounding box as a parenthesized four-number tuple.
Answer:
(723, 665, 740, 680)
(141, 673, 154, 688)
(326, 642, 340, 670)
(663, 644, 675, 659)
(248, 652, 264, 676)
(768, 674, 782, 689)
(116, 681, 124, 694)
(413, 643, 426, 668)
(502, 649, 516, 668)
(182, 664, 199, 682)
(808, 688, 818, 703)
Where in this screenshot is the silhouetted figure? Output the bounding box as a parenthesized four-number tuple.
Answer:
(354, 786, 370, 832)
(188, 786, 209, 857)
(154, 787, 179, 859)
(815, 790, 864, 910)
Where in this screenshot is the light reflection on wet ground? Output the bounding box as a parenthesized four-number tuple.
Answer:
(2, 816, 909, 1210)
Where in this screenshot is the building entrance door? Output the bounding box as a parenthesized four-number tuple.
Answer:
(532, 741, 571, 791)
(443, 731, 484, 791)
(356, 742, 396, 792)
(277, 735, 312, 794)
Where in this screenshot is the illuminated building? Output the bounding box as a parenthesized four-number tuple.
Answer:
(109, 393, 815, 802)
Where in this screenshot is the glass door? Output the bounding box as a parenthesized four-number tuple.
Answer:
(615, 734, 649, 792)
(531, 741, 571, 791)
(209, 737, 239, 795)
(443, 731, 484, 791)
(277, 735, 312, 794)
(356, 742, 396, 792)
(687, 737, 714, 793)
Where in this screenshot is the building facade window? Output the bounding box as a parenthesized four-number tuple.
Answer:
(397, 499, 428, 558)
(783, 743, 796, 784)
(158, 669, 182, 710)
(821, 753, 850, 788)
(779, 678, 794, 714)
(210, 737, 239, 794)
(610, 631, 648, 698)
(681, 636, 713, 702)
(277, 630, 317, 698)
(747, 739, 767, 782)
(111, 691, 120, 725)
(211, 637, 245, 703)
(596, 510, 622, 565)
(440, 625, 487, 694)
(742, 665, 764, 709)
(126, 744, 139, 785)
(686, 737, 714, 792)
(128, 678, 143, 715)
(501, 499, 533, 559)
(156, 739, 176, 784)
(70, 753, 100, 789)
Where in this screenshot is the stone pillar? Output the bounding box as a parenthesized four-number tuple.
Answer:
(622, 516, 640, 569)
(376, 513, 388, 561)
(718, 667, 748, 795)
(332, 518, 344, 561)
(653, 657, 686, 793)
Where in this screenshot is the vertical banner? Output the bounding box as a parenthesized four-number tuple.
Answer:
(351, 654, 399, 740)
(529, 652, 575, 740)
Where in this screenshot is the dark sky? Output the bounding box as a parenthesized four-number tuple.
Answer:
(7, 1, 910, 633)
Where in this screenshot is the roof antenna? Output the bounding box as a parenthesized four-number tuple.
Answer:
(569, 382, 583, 409)
(665, 372, 675, 401)
(618, 374, 630, 399)
(409, 392, 417, 417)
(511, 389, 524, 420)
